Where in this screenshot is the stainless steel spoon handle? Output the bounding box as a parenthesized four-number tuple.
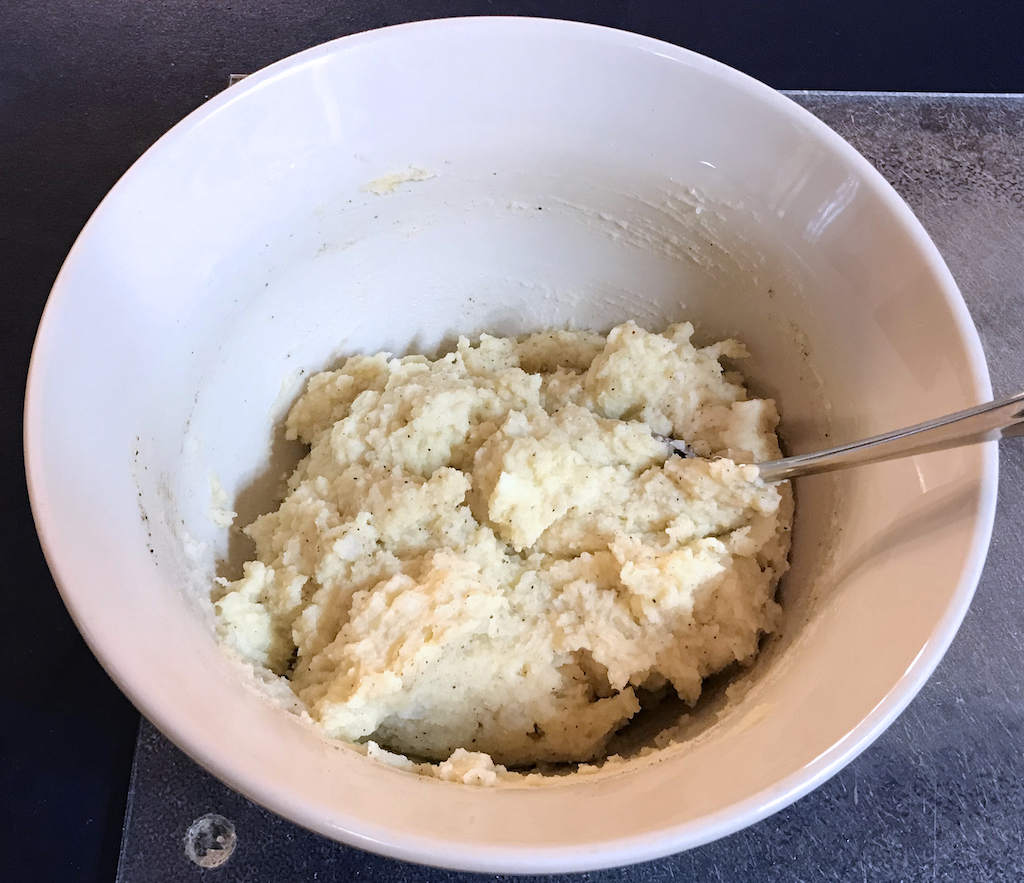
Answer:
(756, 390, 1024, 483)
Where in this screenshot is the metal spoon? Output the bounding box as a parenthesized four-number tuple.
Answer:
(663, 390, 1024, 483)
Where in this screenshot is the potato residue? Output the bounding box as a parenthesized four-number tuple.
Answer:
(214, 322, 792, 770)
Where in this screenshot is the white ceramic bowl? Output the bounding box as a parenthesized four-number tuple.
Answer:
(26, 17, 996, 873)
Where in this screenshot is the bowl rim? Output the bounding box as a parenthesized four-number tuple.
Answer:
(24, 15, 998, 874)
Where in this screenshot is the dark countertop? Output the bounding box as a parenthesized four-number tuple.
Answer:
(114, 91, 1024, 883)
(4, 5, 1024, 883)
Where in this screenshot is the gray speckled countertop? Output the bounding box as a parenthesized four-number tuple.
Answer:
(115, 93, 1024, 883)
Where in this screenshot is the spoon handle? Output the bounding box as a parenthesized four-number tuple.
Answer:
(756, 390, 1024, 483)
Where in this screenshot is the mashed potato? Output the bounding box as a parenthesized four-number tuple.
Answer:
(214, 321, 792, 768)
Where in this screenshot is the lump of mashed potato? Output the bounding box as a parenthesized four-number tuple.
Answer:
(214, 321, 792, 767)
